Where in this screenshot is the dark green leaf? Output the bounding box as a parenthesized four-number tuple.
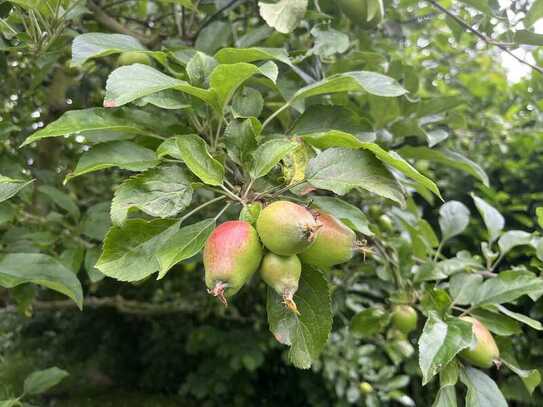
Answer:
(0, 253, 83, 309)
(459, 367, 507, 407)
(156, 218, 215, 278)
(514, 30, 543, 46)
(293, 71, 407, 100)
(311, 195, 373, 235)
(432, 361, 459, 407)
(38, 185, 80, 220)
(439, 201, 470, 241)
(418, 313, 474, 385)
(224, 118, 260, 167)
(96, 219, 180, 281)
(24, 367, 69, 395)
(494, 304, 543, 331)
(306, 148, 405, 205)
(250, 139, 298, 179)
(497, 230, 533, 255)
(472, 270, 543, 306)
(267, 266, 332, 369)
(398, 147, 489, 187)
(0, 175, 33, 203)
(471, 194, 504, 243)
(351, 308, 389, 337)
(72, 33, 149, 66)
(111, 165, 193, 225)
(176, 135, 224, 186)
(501, 358, 541, 395)
(66, 141, 159, 182)
(258, 0, 308, 34)
(525, 0, 543, 27)
(104, 64, 213, 108)
(21, 108, 157, 147)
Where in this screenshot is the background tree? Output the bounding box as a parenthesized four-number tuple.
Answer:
(1, 0, 543, 406)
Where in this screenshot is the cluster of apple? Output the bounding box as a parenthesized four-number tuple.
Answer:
(203, 201, 362, 313)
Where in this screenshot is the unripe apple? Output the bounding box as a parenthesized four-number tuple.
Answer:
(256, 201, 321, 256)
(116, 51, 152, 67)
(391, 305, 418, 334)
(337, 0, 383, 28)
(459, 316, 500, 368)
(299, 211, 358, 269)
(359, 382, 373, 394)
(203, 221, 262, 305)
(260, 252, 302, 314)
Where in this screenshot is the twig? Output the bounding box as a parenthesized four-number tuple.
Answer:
(0, 296, 198, 317)
(193, 0, 245, 40)
(88, 1, 157, 46)
(428, 0, 543, 75)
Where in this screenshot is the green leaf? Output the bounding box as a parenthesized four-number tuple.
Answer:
(418, 313, 474, 385)
(351, 308, 389, 337)
(224, 118, 260, 167)
(85, 247, 105, 283)
(156, 137, 182, 160)
(293, 105, 373, 142)
(458, 0, 496, 16)
(439, 201, 470, 241)
(525, 0, 543, 27)
(0, 175, 33, 203)
(398, 147, 489, 187)
(215, 47, 291, 66)
(24, 367, 69, 395)
(186, 51, 218, 87)
(38, 185, 80, 220)
(21, 108, 158, 147)
(472, 270, 543, 306)
(209, 63, 274, 112)
(432, 362, 459, 407)
(420, 289, 453, 317)
(267, 266, 332, 369)
(536, 207, 543, 228)
(501, 358, 541, 395)
(0, 399, 21, 407)
(66, 141, 159, 182)
(258, 0, 308, 34)
(81, 202, 111, 241)
(250, 139, 298, 179)
(310, 25, 349, 58)
(306, 148, 405, 205)
(470, 308, 521, 336)
(103, 64, 213, 108)
(0, 253, 83, 309)
(176, 134, 224, 186)
(195, 21, 232, 55)
(293, 71, 407, 101)
(111, 165, 193, 225)
(497, 230, 533, 255)
(72, 33, 148, 66)
(137, 90, 190, 110)
(514, 30, 543, 46)
(156, 218, 215, 278)
(449, 273, 483, 305)
(471, 194, 504, 244)
(96, 219, 180, 281)
(459, 367, 507, 407)
(494, 304, 543, 331)
(311, 196, 373, 236)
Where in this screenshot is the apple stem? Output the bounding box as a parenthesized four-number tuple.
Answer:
(282, 288, 300, 316)
(207, 281, 229, 307)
